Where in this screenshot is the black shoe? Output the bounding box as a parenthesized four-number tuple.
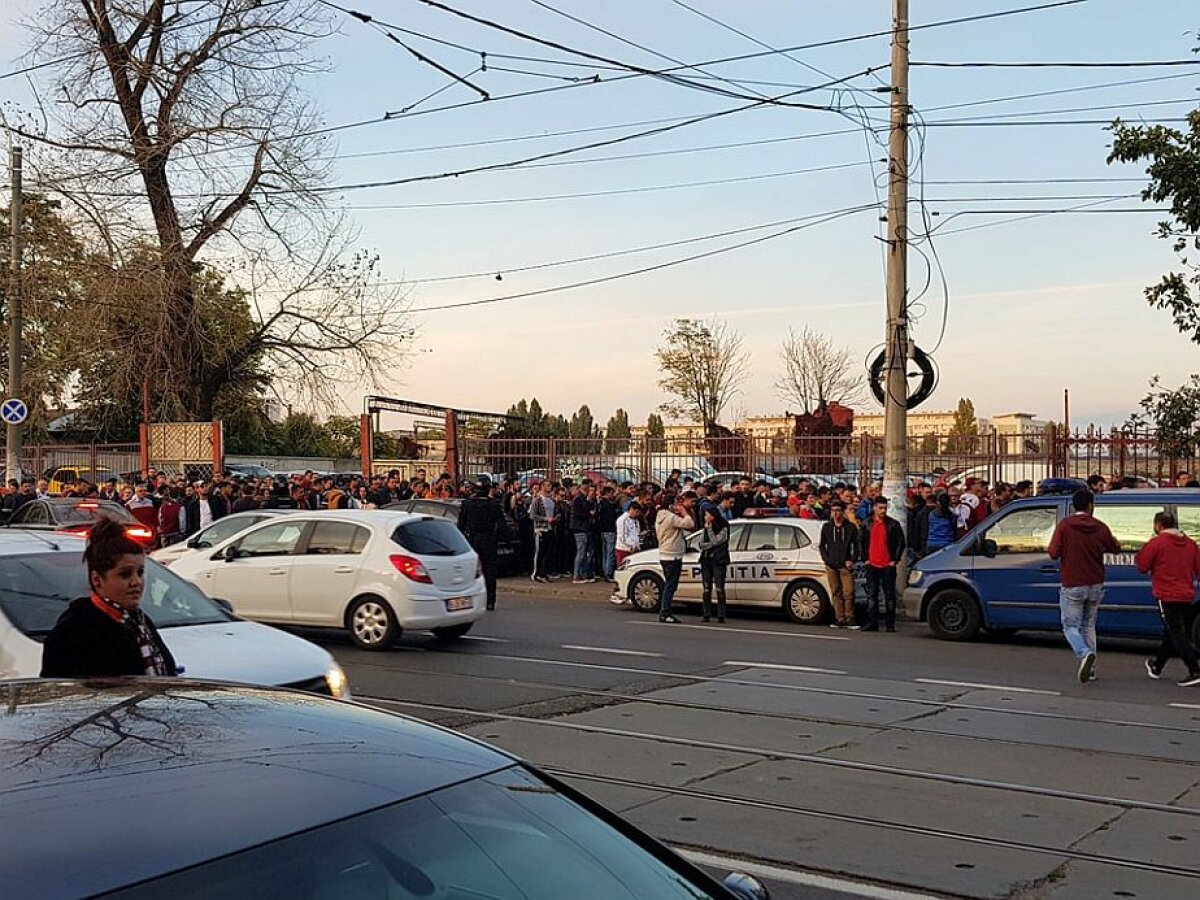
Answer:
(861, 625, 879, 632)
(659, 615, 679, 624)
(718, 617, 725, 624)
(486, 603, 496, 611)
(1078, 652, 1096, 684)
(1146, 658, 1163, 680)
(1179, 672, 1200, 687)
(886, 625, 896, 633)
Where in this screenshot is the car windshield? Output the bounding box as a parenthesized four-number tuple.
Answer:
(54, 502, 132, 525)
(108, 765, 717, 900)
(394, 518, 472, 557)
(0, 552, 230, 637)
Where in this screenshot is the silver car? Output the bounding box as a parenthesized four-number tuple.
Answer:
(612, 518, 834, 624)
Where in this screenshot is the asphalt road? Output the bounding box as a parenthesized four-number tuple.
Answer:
(297, 580, 1200, 900)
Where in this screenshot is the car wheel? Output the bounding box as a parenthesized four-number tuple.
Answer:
(432, 623, 473, 641)
(927, 589, 983, 641)
(783, 580, 830, 625)
(628, 572, 663, 613)
(347, 595, 399, 650)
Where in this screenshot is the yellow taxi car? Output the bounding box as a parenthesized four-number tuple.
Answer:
(43, 465, 124, 495)
(613, 517, 834, 624)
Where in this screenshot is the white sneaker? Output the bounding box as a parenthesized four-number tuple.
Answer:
(1078, 652, 1097, 683)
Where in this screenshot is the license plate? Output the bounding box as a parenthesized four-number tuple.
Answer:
(445, 596, 473, 612)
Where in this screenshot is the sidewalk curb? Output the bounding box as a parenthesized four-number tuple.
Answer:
(501, 577, 623, 603)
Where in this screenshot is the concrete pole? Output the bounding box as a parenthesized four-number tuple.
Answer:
(6, 146, 23, 481)
(882, 0, 910, 527)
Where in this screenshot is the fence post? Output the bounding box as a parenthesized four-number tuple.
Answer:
(359, 414, 372, 478)
(444, 410, 459, 482)
(211, 420, 224, 477)
(547, 437, 556, 486)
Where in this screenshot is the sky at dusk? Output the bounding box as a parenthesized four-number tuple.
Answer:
(3, 0, 1199, 431)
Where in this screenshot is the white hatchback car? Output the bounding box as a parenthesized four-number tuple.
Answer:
(152, 509, 293, 566)
(169, 510, 487, 650)
(612, 517, 835, 624)
(0, 531, 348, 697)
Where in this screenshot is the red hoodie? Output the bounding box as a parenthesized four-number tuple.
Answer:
(1136, 530, 1200, 602)
(1047, 512, 1120, 588)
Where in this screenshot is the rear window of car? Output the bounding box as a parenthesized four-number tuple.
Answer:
(55, 502, 132, 525)
(0, 552, 229, 637)
(393, 518, 472, 557)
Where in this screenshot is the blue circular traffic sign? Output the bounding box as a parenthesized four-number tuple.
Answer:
(1, 398, 28, 425)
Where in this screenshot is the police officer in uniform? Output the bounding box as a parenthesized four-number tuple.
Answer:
(458, 475, 503, 610)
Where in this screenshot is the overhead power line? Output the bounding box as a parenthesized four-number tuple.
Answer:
(913, 59, 1200, 68)
(407, 204, 878, 313)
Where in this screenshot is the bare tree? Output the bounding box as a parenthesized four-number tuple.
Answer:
(655, 318, 748, 429)
(8, 1, 413, 420)
(774, 326, 865, 414)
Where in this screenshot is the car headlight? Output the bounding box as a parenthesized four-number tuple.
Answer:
(907, 570, 924, 587)
(325, 663, 351, 700)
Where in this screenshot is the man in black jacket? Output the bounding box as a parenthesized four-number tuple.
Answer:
(459, 476, 504, 610)
(858, 497, 905, 632)
(819, 501, 860, 629)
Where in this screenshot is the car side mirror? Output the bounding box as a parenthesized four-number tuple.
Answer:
(186, 537, 200, 549)
(981, 538, 998, 559)
(223, 544, 240, 562)
(724, 872, 769, 900)
(211, 597, 234, 613)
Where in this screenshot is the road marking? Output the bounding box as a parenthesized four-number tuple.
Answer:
(628, 620, 850, 641)
(722, 661, 846, 675)
(675, 848, 942, 900)
(1169, 702, 1200, 710)
(561, 644, 665, 658)
(914, 678, 1060, 697)
(460, 635, 510, 643)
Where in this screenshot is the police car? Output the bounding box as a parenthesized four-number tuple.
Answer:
(613, 517, 834, 624)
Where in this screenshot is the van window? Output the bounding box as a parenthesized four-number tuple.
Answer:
(982, 507, 1057, 554)
(1175, 505, 1200, 539)
(1093, 504, 1161, 552)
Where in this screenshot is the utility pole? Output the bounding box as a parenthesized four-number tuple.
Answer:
(882, 0, 910, 529)
(6, 146, 22, 482)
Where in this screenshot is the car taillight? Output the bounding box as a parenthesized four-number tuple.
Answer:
(476, 557, 483, 578)
(126, 526, 154, 541)
(389, 554, 432, 583)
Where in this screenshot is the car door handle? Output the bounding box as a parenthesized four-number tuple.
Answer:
(1040, 565, 1060, 573)
(334, 567, 356, 574)
(268, 568, 287, 576)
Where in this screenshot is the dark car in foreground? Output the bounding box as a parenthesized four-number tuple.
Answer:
(3, 497, 155, 547)
(0, 680, 767, 900)
(385, 497, 525, 575)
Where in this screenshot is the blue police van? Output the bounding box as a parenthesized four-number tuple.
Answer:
(904, 489, 1200, 644)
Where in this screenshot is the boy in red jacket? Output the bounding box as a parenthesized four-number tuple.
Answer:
(1136, 511, 1200, 687)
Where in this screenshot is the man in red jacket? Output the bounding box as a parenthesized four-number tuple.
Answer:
(1047, 489, 1120, 683)
(1136, 511, 1200, 687)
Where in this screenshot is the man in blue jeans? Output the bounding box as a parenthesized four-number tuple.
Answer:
(654, 491, 695, 624)
(1048, 489, 1120, 683)
(570, 484, 597, 584)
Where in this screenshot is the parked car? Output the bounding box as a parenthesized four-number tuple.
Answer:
(5, 497, 155, 548)
(384, 498, 524, 576)
(0, 530, 347, 695)
(151, 509, 293, 566)
(42, 464, 123, 494)
(906, 488, 1200, 643)
(169, 510, 487, 649)
(613, 517, 833, 624)
(224, 462, 275, 479)
(0, 679, 767, 899)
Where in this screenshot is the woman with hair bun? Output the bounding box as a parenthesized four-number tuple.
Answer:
(41, 518, 177, 678)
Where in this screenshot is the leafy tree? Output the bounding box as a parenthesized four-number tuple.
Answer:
(645, 413, 666, 453)
(1108, 86, 1200, 341)
(605, 408, 632, 453)
(279, 413, 332, 458)
(11, 2, 414, 419)
(946, 398, 979, 453)
(655, 318, 748, 429)
(918, 433, 939, 454)
(569, 405, 594, 440)
(774, 326, 865, 414)
(1128, 376, 1200, 460)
